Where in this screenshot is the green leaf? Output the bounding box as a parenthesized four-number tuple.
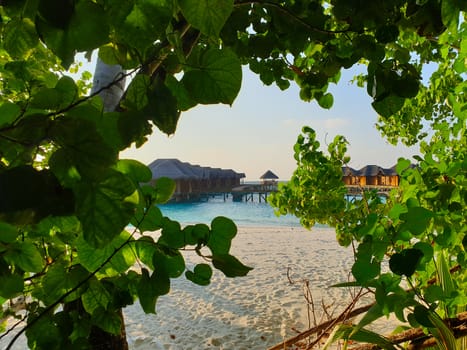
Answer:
(36, 1, 109, 67)
(185, 263, 212, 286)
(207, 216, 237, 255)
(115, 159, 152, 183)
(0, 273, 24, 299)
(389, 248, 424, 277)
(372, 94, 405, 118)
(181, 47, 242, 105)
(4, 242, 45, 272)
(0, 221, 19, 243)
(146, 78, 181, 136)
(137, 268, 170, 314)
(395, 158, 411, 174)
(159, 218, 184, 249)
(400, 206, 434, 236)
(212, 254, 253, 277)
(82, 279, 112, 315)
(0, 102, 21, 128)
(50, 117, 118, 177)
(131, 205, 163, 233)
(134, 236, 157, 270)
(91, 307, 122, 335)
(121, 74, 150, 112)
(413, 305, 434, 327)
(3, 18, 38, 58)
(183, 223, 210, 245)
(41, 263, 88, 304)
(111, 0, 173, 52)
(76, 231, 136, 277)
(179, 0, 234, 37)
(318, 93, 334, 109)
(152, 246, 185, 278)
(151, 177, 176, 204)
(75, 170, 138, 247)
(352, 258, 380, 283)
(165, 75, 197, 111)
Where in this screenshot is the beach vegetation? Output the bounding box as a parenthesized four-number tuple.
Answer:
(0, 0, 465, 349)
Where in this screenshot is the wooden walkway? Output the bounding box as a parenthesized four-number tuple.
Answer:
(170, 184, 397, 203)
(231, 184, 278, 202)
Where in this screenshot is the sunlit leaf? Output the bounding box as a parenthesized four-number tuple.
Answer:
(76, 231, 136, 277)
(4, 242, 45, 272)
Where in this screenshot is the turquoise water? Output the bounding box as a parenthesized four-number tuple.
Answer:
(158, 196, 302, 227)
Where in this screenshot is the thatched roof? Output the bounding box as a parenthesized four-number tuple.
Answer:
(147, 159, 245, 180)
(260, 170, 279, 180)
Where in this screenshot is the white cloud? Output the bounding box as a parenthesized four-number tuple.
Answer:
(322, 117, 350, 129)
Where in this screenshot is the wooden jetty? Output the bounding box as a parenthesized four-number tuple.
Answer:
(231, 184, 278, 202)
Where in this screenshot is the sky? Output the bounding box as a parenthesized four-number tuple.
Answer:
(78, 56, 419, 181)
(120, 67, 419, 181)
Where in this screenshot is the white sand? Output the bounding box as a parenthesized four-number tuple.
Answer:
(3, 226, 362, 350)
(124, 226, 357, 350)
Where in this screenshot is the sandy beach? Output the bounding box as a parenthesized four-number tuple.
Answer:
(124, 225, 357, 350)
(3, 225, 363, 350)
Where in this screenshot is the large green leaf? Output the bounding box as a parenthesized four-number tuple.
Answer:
(137, 268, 170, 314)
(389, 248, 424, 277)
(400, 206, 434, 236)
(0, 102, 21, 128)
(110, 0, 173, 53)
(146, 78, 181, 136)
(75, 170, 138, 247)
(152, 246, 185, 278)
(151, 177, 176, 204)
(50, 117, 118, 178)
(41, 263, 88, 304)
(207, 216, 237, 255)
(91, 307, 122, 335)
(181, 47, 242, 105)
(0, 273, 24, 299)
(36, 0, 110, 67)
(212, 254, 253, 277)
(4, 242, 45, 273)
(158, 218, 184, 249)
(372, 94, 405, 118)
(76, 231, 136, 277)
(131, 205, 163, 233)
(82, 279, 112, 315)
(115, 159, 152, 183)
(179, 0, 234, 37)
(3, 18, 38, 58)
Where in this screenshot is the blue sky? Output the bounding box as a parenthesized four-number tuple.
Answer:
(121, 66, 418, 180)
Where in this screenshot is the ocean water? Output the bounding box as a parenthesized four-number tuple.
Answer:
(158, 195, 302, 227)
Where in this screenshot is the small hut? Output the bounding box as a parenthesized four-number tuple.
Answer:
(260, 170, 279, 189)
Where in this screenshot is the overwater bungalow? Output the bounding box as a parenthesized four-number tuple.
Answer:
(147, 159, 245, 201)
(342, 164, 400, 190)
